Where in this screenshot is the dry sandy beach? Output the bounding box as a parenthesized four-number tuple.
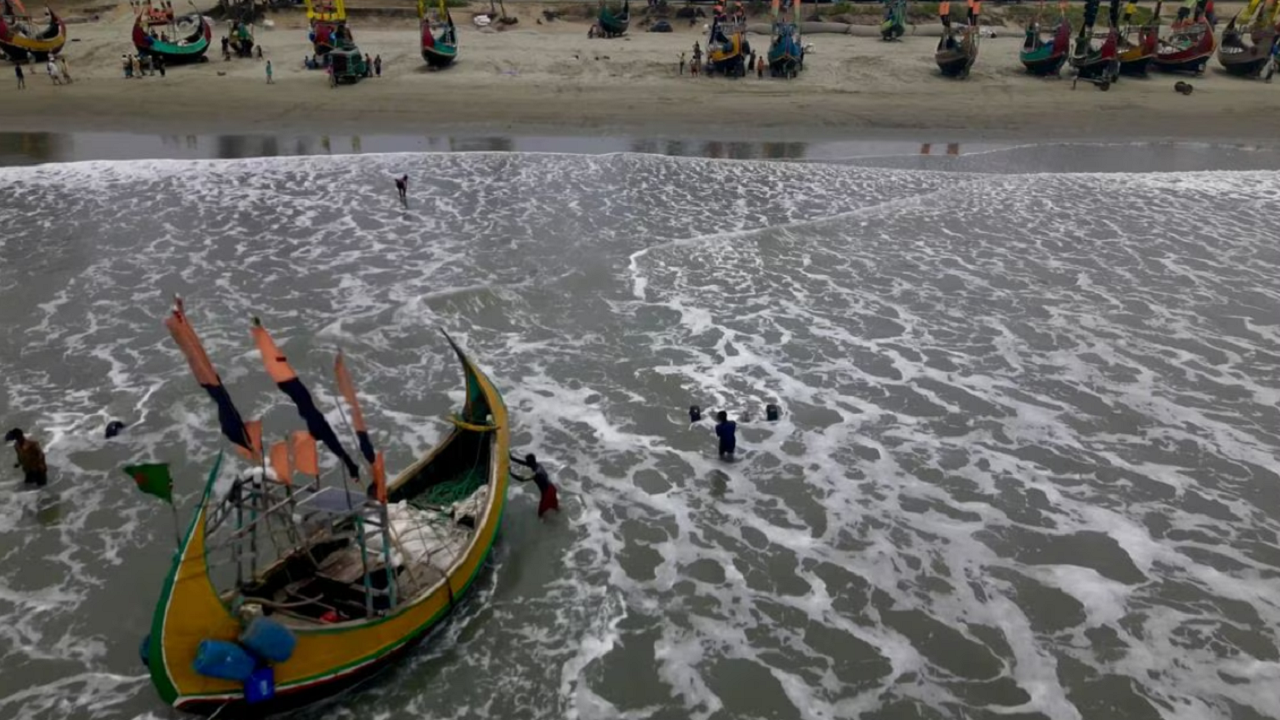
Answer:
(0, 0, 1277, 140)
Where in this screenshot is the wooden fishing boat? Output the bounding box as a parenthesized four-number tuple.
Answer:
(0, 3, 65, 61)
(767, 21, 803, 77)
(144, 300, 510, 716)
(133, 12, 211, 64)
(1070, 0, 1120, 88)
(306, 0, 350, 56)
(1154, 15, 1215, 72)
(880, 0, 906, 41)
(705, 13, 750, 76)
(935, 0, 980, 79)
(597, 0, 629, 37)
(1217, 0, 1279, 77)
(328, 45, 367, 83)
(1019, 2, 1072, 75)
(420, 0, 457, 68)
(1117, 0, 1160, 76)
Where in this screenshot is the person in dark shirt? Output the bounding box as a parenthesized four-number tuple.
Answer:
(6, 428, 47, 487)
(510, 452, 559, 517)
(714, 411, 737, 459)
(394, 174, 408, 203)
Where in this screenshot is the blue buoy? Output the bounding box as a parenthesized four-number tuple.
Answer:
(244, 667, 276, 705)
(239, 616, 297, 663)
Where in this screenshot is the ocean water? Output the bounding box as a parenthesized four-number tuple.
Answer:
(2, 143, 1280, 720)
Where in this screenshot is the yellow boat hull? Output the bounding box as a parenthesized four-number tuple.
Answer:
(146, 336, 510, 715)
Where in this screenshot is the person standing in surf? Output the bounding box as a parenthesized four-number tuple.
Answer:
(6, 429, 47, 487)
(715, 411, 737, 460)
(510, 452, 559, 518)
(395, 174, 408, 204)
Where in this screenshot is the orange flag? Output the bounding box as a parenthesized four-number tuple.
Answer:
(269, 441, 292, 486)
(291, 430, 319, 477)
(372, 451, 387, 503)
(234, 420, 263, 463)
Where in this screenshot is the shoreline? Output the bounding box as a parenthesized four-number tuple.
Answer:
(2, 2, 1279, 146)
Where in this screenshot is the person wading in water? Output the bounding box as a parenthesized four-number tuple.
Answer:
(510, 452, 559, 518)
(6, 429, 47, 487)
(394, 174, 408, 204)
(715, 411, 737, 460)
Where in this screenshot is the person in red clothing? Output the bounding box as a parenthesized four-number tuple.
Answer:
(510, 452, 559, 518)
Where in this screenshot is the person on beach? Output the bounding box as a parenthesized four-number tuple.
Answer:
(757, 55, 764, 78)
(690, 57, 699, 76)
(364, 53, 372, 77)
(679, 51, 685, 75)
(715, 411, 737, 460)
(58, 55, 71, 83)
(510, 452, 559, 518)
(374, 54, 382, 77)
(14, 62, 24, 89)
(265, 59, 273, 83)
(395, 174, 408, 202)
(122, 54, 131, 79)
(46, 57, 60, 85)
(6, 429, 47, 487)
(221, 35, 230, 60)
(131, 55, 141, 78)
(156, 55, 165, 78)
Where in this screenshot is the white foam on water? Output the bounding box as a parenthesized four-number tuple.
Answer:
(1, 151, 1279, 720)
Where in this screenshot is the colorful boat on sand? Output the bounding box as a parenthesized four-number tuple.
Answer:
(132, 12, 211, 64)
(767, 0, 803, 77)
(1217, 0, 1279, 77)
(0, 2, 65, 61)
(935, 0, 980, 78)
(705, 11, 750, 76)
(420, 0, 457, 68)
(880, 0, 906, 40)
(597, 0, 629, 37)
(1154, 0, 1215, 73)
(1019, 1, 1072, 76)
(306, 0, 350, 56)
(143, 299, 510, 716)
(1070, 0, 1120, 89)
(1117, 0, 1160, 75)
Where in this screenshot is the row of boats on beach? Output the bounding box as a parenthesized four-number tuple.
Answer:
(2, 0, 1274, 85)
(926, 0, 1277, 84)
(0, 0, 456, 77)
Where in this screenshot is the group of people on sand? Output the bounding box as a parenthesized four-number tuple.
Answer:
(122, 52, 166, 79)
(11, 53, 71, 89)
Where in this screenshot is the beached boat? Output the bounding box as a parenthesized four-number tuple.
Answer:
(880, 0, 906, 40)
(0, 2, 65, 61)
(1217, 0, 1279, 77)
(132, 12, 211, 64)
(1153, 1, 1215, 73)
(143, 299, 509, 716)
(420, 0, 457, 68)
(705, 13, 750, 76)
(328, 46, 367, 83)
(1019, 1, 1072, 75)
(935, 0, 980, 79)
(1070, 0, 1120, 88)
(767, 0, 803, 77)
(597, 0, 629, 37)
(1117, 0, 1160, 75)
(306, 0, 350, 56)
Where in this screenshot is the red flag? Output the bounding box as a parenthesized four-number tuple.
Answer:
(269, 441, 292, 486)
(372, 451, 387, 503)
(291, 431, 318, 477)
